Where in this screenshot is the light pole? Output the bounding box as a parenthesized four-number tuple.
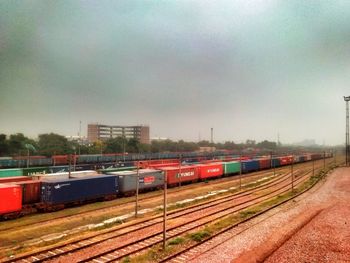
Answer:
(344, 96, 350, 166)
(123, 136, 126, 162)
(68, 154, 72, 178)
(239, 151, 242, 190)
(291, 154, 294, 191)
(135, 161, 140, 218)
(24, 143, 36, 168)
(163, 171, 167, 250)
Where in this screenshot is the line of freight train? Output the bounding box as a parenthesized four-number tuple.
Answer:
(0, 152, 331, 220)
(0, 150, 245, 168)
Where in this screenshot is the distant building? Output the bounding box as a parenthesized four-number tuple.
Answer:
(87, 124, 150, 144)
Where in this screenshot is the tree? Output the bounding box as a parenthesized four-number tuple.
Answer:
(127, 138, 140, 153)
(38, 133, 70, 156)
(104, 137, 124, 153)
(246, 139, 256, 146)
(7, 133, 37, 155)
(256, 140, 277, 150)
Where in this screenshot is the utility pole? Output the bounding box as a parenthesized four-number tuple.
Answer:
(163, 171, 167, 250)
(26, 148, 30, 168)
(135, 161, 140, 218)
(68, 154, 72, 178)
(178, 154, 182, 187)
(73, 150, 76, 171)
(78, 120, 81, 155)
(239, 151, 242, 190)
(291, 155, 294, 191)
(344, 96, 350, 166)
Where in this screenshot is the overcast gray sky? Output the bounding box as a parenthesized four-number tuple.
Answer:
(0, 0, 349, 145)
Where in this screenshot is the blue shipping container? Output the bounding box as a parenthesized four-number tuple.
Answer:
(242, 160, 260, 173)
(41, 175, 118, 205)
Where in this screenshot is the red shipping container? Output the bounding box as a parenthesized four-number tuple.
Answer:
(160, 166, 199, 185)
(0, 176, 31, 184)
(258, 158, 271, 169)
(0, 184, 22, 214)
(279, 156, 293, 165)
(138, 159, 180, 169)
(15, 181, 41, 204)
(148, 163, 180, 169)
(198, 163, 223, 179)
(200, 159, 223, 164)
(52, 155, 68, 165)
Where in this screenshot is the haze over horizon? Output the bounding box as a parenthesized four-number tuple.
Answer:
(1, 1, 349, 146)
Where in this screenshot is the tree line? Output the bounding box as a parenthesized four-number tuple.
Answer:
(0, 133, 279, 157)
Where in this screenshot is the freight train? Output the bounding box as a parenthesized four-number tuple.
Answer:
(0, 152, 332, 220)
(0, 150, 246, 168)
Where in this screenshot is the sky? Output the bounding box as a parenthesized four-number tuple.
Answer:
(0, 0, 349, 145)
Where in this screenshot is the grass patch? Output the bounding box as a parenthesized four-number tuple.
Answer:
(239, 209, 258, 219)
(187, 228, 211, 242)
(168, 237, 185, 246)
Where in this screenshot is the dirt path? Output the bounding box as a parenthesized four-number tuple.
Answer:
(188, 167, 350, 263)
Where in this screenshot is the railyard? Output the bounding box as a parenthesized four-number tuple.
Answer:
(2, 2, 349, 262)
(0, 155, 337, 262)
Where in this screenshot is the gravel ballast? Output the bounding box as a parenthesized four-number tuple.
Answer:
(188, 167, 350, 263)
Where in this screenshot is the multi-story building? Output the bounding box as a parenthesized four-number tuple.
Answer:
(87, 124, 150, 144)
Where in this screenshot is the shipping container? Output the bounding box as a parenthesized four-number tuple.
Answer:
(99, 166, 137, 174)
(0, 184, 22, 215)
(242, 160, 260, 173)
(200, 159, 223, 164)
(52, 155, 69, 165)
(48, 166, 70, 173)
(258, 158, 271, 170)
(148, 163, 180, 169)
(279, 156, 293, 166)
(160, 166, 199, 185)
(294, 155, 300, 163)
(13, 155, 46, 160)
(223, 161, 240, 175)
(15, 181, 41, 204)
(22, 167, 50, 176)
(138, 159, 180, 169)
(40, 175, 118, 205)
(32, 173, 70, 181)
(69, 171, 99, 178)
(106, 169, 164, 194)
(0, 176, 31, 184)
(0, 168, 23, 178)
(271, 158, 280, 168)
(198, 163, 223, 179)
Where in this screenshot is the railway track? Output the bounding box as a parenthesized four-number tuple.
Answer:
(161, 168, 329, 263)
(0, 165, 292, 233)
(7, 162, 325, 263)
(77, 169, 314, 263)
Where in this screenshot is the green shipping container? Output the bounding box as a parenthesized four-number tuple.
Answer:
(0, 168, 23, 178)
(223, 161, 240, 175)
(22, 167, 50, 176)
